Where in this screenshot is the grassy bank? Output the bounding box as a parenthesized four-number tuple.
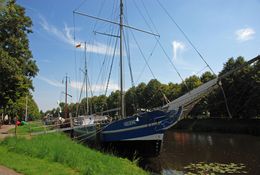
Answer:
(172, 118, 260, 136)
(0, 133, 148, 175)
(0, 146, 79, 175)
(8, 121, 48, 135)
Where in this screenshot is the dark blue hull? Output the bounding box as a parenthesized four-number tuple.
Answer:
(102, 139, 162, 157)
(101, 107, 182, 142)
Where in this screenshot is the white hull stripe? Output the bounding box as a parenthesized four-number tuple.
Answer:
(122, 133, 164, 141)
(102, 122, 160, 134)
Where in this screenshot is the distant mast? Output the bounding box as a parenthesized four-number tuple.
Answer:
(63, 74, 72, 118)
(73, 0, 159, 118)
(65, 74, 68, 118)
(84, 41, 89, 115)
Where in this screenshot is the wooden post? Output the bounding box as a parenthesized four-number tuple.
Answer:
(70, 115, 73, 128)
(70, 114, 74, 138)
(29, 122, 32, 136)
(44, 122, 47, 134)
(15, 116, 18, 137)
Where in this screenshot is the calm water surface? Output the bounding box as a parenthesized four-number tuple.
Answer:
(142, 130, 260, 175)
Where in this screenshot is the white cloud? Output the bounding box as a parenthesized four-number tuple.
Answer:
(40, 59, 51, 63)
(172, 41, 185, 60)
(235, 27, 255, 41)
(37, 76, 63, 88)
(39, 15, 119, 55)
(171, 40, 200, 72)
(70, 81, 118, 94)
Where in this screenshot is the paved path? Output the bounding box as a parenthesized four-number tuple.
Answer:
(0, 166, 22, 175)
(0, 126, 22, 175)
(0, 125, 15, 140)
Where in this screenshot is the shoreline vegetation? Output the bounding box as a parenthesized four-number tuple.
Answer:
(172, 118, 260, 136)
(0, 125, 148, 175)
(1, 120, 259, 175)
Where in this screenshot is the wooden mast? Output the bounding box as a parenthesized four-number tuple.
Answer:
(119, 0, 125, 118)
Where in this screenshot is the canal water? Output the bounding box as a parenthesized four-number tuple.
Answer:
(141, 130, 260, 175)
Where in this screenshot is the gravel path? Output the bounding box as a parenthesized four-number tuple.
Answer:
(0, 125, 22, 175)
(0, 125, 15, 139)
(0, 166, 22, 175)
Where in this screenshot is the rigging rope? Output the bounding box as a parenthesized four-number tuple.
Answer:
(73, 12, 79, 102)
(155, 0, 234, 118)
(76, 75, 86, 116)
(124, 30, 135, 88)
(73, 0, 89, 12)
(135, 40, 159, 84)
(157, 39, 189, 90)
(125, 16, 170, 106)
(133, 0, 155, 34)
(156, 0, 215, 75)
(131, 0, 160, 84)
(219, 82, 232, 118)
(132, 0, 189, 91)
(105, 32, 119, 96)
(130, 30, 156, 79)
(140, 0, 159, 34)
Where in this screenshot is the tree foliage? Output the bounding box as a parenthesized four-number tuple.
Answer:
(11, 95, 40, 120)
(45, 56, 259, 119)
(207, 57, 259, 118)
(0, 0, 39, 118)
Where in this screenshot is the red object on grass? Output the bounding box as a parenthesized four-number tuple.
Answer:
(16, 121, 21, 126)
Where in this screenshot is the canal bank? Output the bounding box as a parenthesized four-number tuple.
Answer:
(0, 132, 148, 175)
(171, 118, 260, 136)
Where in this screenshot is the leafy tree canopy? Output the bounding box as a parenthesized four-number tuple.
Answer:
(44, 56, 259, 119)
(0, 0, 38, 110)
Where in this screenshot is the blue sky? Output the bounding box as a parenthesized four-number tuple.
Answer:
(16, 0, 260, 111)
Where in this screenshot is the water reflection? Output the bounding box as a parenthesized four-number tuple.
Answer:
(142, 131, 260, 175)
(207, 135, 213, 146)
(161, 169, 184, 175)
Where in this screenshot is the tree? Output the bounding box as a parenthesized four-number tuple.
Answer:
(143, 79, 164, 109)
(0, 0, 38, 111)
(135, 82, 146, 109)
(0, 49, 27, 110)
(10, 95, 40, 120)
(190, 72, 216, 117)
(106, 90, 120, 116)
(43, 56, 259, 119)
(90, 95, 107, 113)
(180, 75, 202, 96)
(166, 82, 181, 101)
(200, 71, 216, 83)
(125, 87, 137, 116)
(207, 56, 259, 118)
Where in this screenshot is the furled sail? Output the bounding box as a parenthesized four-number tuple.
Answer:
(164, 55, 260, 116)
(164, 78, 218, 113)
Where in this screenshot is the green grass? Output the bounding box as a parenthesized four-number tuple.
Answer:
(0, 146, 79, 175)
(9, 121, 48, 135)
(0, 133, 148, 175)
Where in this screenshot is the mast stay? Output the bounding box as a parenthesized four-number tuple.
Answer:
(73, 0, 159, 118)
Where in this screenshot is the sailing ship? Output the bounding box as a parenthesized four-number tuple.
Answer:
(72, 0, 260, 156)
